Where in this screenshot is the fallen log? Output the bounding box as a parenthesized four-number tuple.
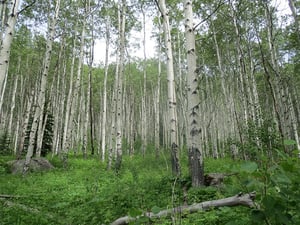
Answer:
(111, 192, 256, 225)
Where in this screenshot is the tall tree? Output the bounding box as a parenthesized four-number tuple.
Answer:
(101, 16, 110, 162)
(23, 0, 61, 174)
(184, 0, 204, 186)
(156, 0, 181, 176)
(115, 0, 126, 172)
(0, 0, 21, 112)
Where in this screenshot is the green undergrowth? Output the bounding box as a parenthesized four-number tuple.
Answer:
(0, 151, 299, 225)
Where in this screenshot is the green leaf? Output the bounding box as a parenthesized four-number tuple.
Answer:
(240, 161, 258, 173)
(136, 216, 149, 224)
(262, 195, 276, 209)
(151, 206, 161, 214)
(271, 173, 291, 185)
(128, 208, 142, 217)
(280, 161, 295, 173)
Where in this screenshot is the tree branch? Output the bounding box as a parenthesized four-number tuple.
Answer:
(111, 192, 256, 225)
(193, 0, 225, 30)
(17, 1, 36, 16)
(153, 0, 163, 17)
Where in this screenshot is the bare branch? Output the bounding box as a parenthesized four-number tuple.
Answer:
(193, 0, 225, 30)
(17, 1, 36, 15)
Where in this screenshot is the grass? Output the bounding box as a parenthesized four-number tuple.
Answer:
(0, 153, 252, 225)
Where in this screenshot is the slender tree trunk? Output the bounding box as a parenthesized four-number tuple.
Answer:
(88, 7, 95, 156)
(0, 67, 7, 123)
(83, 80, 89, 159)
(52, 36, 66, 156)
(155, 19, 161, 157)
(63, 17, 86, 164)
(62, 39, 76, 154)
(157, 0, 181, 176)
(141, 4, 147, 156)
(17, 88, 34, 159)
(0, 0, 20, 103)
(23, 0, 61, 174)
(101, 16, 110, 162)
(115, 0, 126, 172)
(7, 64, 19, 136)
(262, 2, 288, 147)
(108, 48, 119, 170)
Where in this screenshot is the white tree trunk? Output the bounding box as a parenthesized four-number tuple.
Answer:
(17, 87, 34, 159)
(184, 0, 204, 186)
(63, 17, 86, 163)
(23, 0, 61, 174)
(62, 40, 76, 154)
(101, 16, 110, 162)
(0, 0, 20, 102)
(141, 4, 147, 156)
(52, 36, 66, 155)
(155, 21, 161, 157)
(158, 0, 180, 176)
(115, 0, 126, 171)
(7, 70, 18, 136)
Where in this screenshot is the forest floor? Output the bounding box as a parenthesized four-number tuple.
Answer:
(0, 151, 298, 225)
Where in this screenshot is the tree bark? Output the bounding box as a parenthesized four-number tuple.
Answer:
(0, 0, 20, 102)
(23, 0, 60, 174)
(141, 3, 147, 157)
(184, 0, 204, 186)
(154, 16, 161, 158)
(111, 192, 256, 225)
(157, 0, 181, 176)
(101, 17, 110, 161)
(114, 0, 126, 172)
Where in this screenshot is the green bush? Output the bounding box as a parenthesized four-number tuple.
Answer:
(227, 152, 300, 225)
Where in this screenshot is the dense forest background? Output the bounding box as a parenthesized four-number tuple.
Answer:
(0, 0, 300, 224)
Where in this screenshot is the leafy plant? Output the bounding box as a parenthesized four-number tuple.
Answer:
(229, 151, 300, 225)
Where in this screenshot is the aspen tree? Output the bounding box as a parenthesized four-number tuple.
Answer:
(154, 16, 161, 158)
(63, 13, 86, 163)
(83, 2, 95, 158)
(62, 39, 76, 155)
(0, 0, 20, 104)
(101, 16, 110, 162)
(108, 44, 119, 170)
(17, 87, 34, 159)
(184, 0, 204, 186)
(263, 1, 297, 149)
(88, 3, 95, 156)
(23, 0, 61, 174)
(141, 2, 147, 156)
(157, 0, 181, 176)
(7, 68, 18, 136)
(115, 0, 126, 172)
(52, 36, 66, 155)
